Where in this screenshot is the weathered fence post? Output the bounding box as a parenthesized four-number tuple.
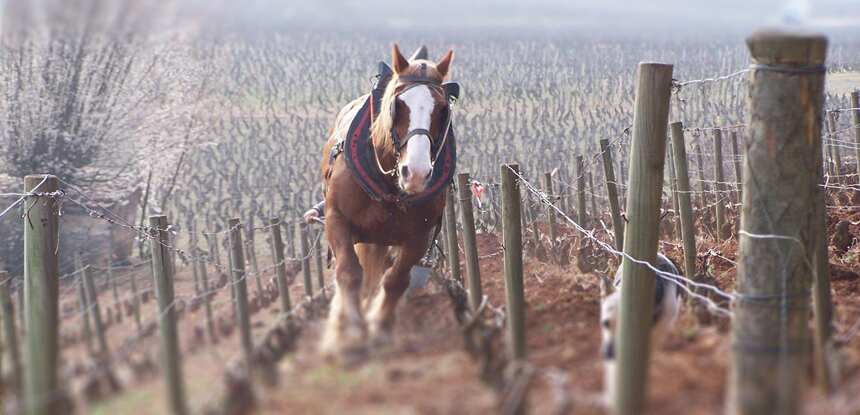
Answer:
(107, 237, 121, 323)
(297, 222, 313, 299)
(228, 218, 254, 368)
(588, 172, 599, 225)
(667, 145, 682, 240)
(269, 218, 293, 314)
(149, 215, 188, 415)
(22, 174, 62, 415)
(613, 62, 673, 415)
(457, 173, 483, 311)
(0, 272, 21, 395)
(727, 30, 827, 415)
(670, 123, 698, 279)
(601, 139, 625, 250)
(77, 273, 95, 354)
(542, 173, 558, 259)
(713, 129, 728, 241)
(500, 164, 526, 361)
(314, 231, 326, 298)
(694, 141, 709, 209)
(812, 159, 836, 394)
(197, 251, 217, 344)
(730, 131, 743, 203)
(826, 111, 842, 179)
(129, 265, 142, 334)
(851, 91, 860, 181)
(444, 188, 462, 282)
(245, 220, 263, 299)
(78, 254, 109, 358)
(576, 155, 588, 227)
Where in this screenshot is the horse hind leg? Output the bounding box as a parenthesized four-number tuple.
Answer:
(356, 243, 393, 307)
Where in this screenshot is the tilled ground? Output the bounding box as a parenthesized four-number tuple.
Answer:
(49, 210, 860, 414)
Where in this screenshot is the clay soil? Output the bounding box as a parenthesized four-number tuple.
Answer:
(40, 204, 860, 415)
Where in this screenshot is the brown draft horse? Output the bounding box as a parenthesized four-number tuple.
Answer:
(318, 44, 456, 362)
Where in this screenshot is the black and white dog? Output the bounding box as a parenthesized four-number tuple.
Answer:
(599, 253, 683, 403)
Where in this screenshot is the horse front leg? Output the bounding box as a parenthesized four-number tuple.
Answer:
(320, 213, 367, 364)
(365, 238, 428, 346)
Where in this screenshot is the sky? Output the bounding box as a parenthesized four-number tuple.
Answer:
(181, 0, 860, 38)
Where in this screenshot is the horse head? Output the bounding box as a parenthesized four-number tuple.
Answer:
(373, 44, 456, 195)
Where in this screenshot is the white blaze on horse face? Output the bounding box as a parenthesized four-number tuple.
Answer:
(398, 85, 434, 194)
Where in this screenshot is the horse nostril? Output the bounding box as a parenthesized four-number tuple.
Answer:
(400, 165, 410, 178)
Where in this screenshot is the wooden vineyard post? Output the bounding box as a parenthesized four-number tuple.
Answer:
(695, 142, 709, 209)
(228, 218, 254, 369)
(22, 175, 62, 415)
(576, 155, 588, 227)
(77, 273, 95, 354)
(314, 231, 326, 299)
(613, 62, 673, 415)
(245, 222, 263, 299)
(129, 265, 142, 334)
(588, 172, 599, 225)
(730, 131, 743, 203)
(444, 188, 462, 283)
(149, 215, 188, 415)
(713, 129, 728, 241)
(727, 30, 827, 415)
(107, 238, 121, 323)
(1, 272, 22, 395)
(189, 229, 201, 297)
(542, 172, 558, 259)
(500, 164, 526, 361)
(297, 223, 313, 299)
(812, 160, 836, 394)
(670, 123, 699, 279)
(78, 254, 109, 359)
(269, 218, 293, 314)
(826, 111, 842, 179)
(667, 145, 682, 240)
(197, 251, 217, 344)
(457, 173, 483, 311)
(852, 91, 860, 181)
(601, 139, 625, 250)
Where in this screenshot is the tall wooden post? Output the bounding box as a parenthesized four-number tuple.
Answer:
(728, 30, 827, 415)
(500, 164, 526, 361)
(713, 129, 728, 241)
(314, 233, 326, 298)
(22, 175, 61, 415)
(149, 215, 188, 415)
(197, 252, 217, 344)
(457, 173, 482, 311)
(826, 111, 842, 179)
(695, 142, 709, 209)
(730, 131, 743, 203)
(444, 188, 462, 282)
(77, 274, 94, 354)
(78, 255, 109, 358)
(129, 265, 142, 334)
(0, 273, 21, 395)
(588, 172, 599, 224)
(542, 173, 558, 257)
(297, 223, 313, 298)
(851, 91, 860, 181)
(601, 139, 625, 250)
(670, 123, 699, 279)
(228, 218, 254, 367)
(576, 155, 588, 227)
(613, 63, 673, 415)
(269, 218, 292, 314)
(667, 145, 682, 240)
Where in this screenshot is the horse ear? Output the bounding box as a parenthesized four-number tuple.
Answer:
(436, 49, 454, 79)
(392, 43, 410, 74)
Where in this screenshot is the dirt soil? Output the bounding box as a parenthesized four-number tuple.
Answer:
(45, 204, 860, 415)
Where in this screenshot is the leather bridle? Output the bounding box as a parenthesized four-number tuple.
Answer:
(375, 77, 457, 178)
